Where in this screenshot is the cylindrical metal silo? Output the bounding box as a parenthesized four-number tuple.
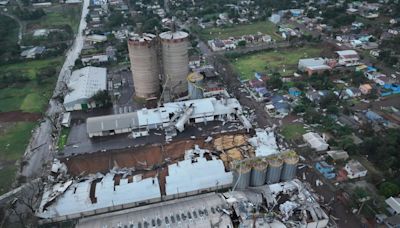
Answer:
(128, 33, 160, 98)
(250, 158, 268, 187)
(266, 157, 283, 184)
(281, 151, 299, 181)
(187, 72, 204, 100)
(159, 30, 189, 96)
(232, 161, 251, 190)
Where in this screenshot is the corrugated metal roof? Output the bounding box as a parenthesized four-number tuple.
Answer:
(64, 67, 107, 106)
(165, 157, 233, 195)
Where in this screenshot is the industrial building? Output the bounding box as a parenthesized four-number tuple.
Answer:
(127, 33, 160, 98)
(63, 67, 107, 111)
(86, 97, 252, 138)
(73, 179, 329, 228)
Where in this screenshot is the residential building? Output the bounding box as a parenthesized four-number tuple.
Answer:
(298, 58, 332, 76)
(288, 87, 301, 97)
(336, 50, 360, 66)
(303, 132, 329, 151)
(359, 84, 373, 94)
(20, 46, 46, 59)
(344, 159, 367, 179)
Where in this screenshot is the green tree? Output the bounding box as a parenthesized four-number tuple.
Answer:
(90, 90, 111, 108)
(268, 73, 283, 89)
(379, 182, 400, 198)
(237, 40, 246, 47)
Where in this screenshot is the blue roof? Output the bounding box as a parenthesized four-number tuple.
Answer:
(271, 95, 284, 103)
(365, 111, 383, 121)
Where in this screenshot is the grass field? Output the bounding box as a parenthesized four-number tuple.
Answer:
(0, 122, 36, 161)
(232, 46, 322, 80)
(26, 4, 82, 32)
(0, 57, 63, 79)
(57, 127, 70, 150)
(199, 21, 282, 41)
(0, 166, 17, 195)
(0, 122, 36, 194)
(281, 124, 306, 140)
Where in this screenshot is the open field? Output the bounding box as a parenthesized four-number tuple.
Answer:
(199, 21, 282, 41)
(0, 57, 63, 79)
(0, 122, 36, 194)
(0, 79, 57, 113)
(26, 4, 82, 32)
(231, 46, 322, 80)
(281, 123, 306, 140)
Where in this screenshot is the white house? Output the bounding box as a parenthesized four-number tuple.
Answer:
(302, 132, 329, 151)
(63, 67, 107, 111)
(344, 159, 367, 179)
(386, 197, 400, 215)
(336, 50, 360, 66)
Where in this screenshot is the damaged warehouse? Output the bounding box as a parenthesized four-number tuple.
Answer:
(86, 97, 252, 139)
(34, 129, 331, 228)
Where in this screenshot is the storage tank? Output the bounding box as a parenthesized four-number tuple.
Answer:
(232, 161, 251, 190)
(250, 158, 268, 187)
(266, 156, 283, 184)
(281, 151, 299, 181)
(187, 72, 204, 100)
(159, 27, 189, 96)
(128, 32, 160, 98)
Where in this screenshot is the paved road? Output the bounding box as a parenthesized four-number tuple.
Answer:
(21, 0, 90, 179)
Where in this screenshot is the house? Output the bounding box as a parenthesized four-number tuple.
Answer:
(374, 75, 391, 86)
(81, 54, 108, 65)
(86, 34, 107, 44)
(189, 56, 201, 68)
(386, 197, 400, 215)
(306, 90, 329, 103)
(384, 214, 400, 228)
(365, 110, 384, 123)
(344, 159, 367, 179)
(345, 87, 361, 97)
(303, 132, 329, 151)
(298, 58, 332, 76)
(359, 84, 373, 94)
(327, 150, 349, 161)
(288, 87, 301, 97)
(20, 46, 46, 59)
(63, 67, 107, 111)
(270, 95, 290, 117)
(315, 161, 336, 179)
(262, 35, 272, 43)
(336, 50, 360, 66)
(33, 29, 50, 37)
(61, 112, 71, 127)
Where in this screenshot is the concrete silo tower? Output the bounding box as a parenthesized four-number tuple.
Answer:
(159, 24, 189, 96)
(127, 32, 160, 98)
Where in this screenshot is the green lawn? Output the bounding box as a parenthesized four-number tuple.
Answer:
(281, 124, 306, 140)
(0, 166, 17, 195)
(26, 4, 82, 32)
(57, 127, 70, 150)
(0, 57, 63, 79)
(232, 46, 322, 80)
(0, 80, 56, 113)
(200, 21, 282, 41)
(0, 122, 36, 161)
(0, 122, 36, 194)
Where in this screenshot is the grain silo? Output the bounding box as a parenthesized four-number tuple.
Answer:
(281, 151, 299, 181)
(159, 26, 189, 96)
(266, 156, 283, 184)
(232, 161, 251, 190)
(187, 72, 204, 100)
(250, 158, 268, 187)
(128, 32, 160, 98)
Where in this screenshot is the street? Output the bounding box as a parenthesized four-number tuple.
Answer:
(20, 0, 90, 179)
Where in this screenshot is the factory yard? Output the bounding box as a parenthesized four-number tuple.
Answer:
(231, 46, 322, 80)
(199, 21, 282, 41)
